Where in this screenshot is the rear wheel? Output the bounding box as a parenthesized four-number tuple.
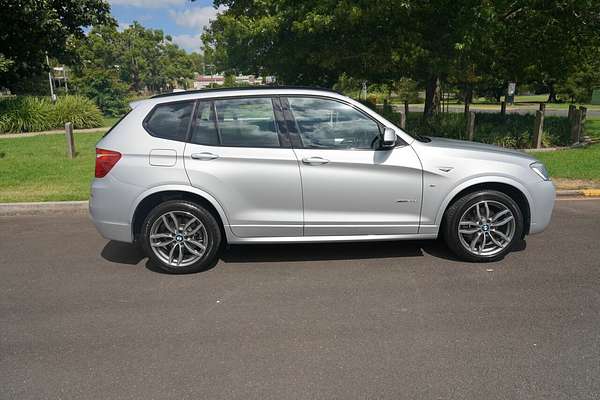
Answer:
(141, 200, 221, 273)
(442, 190, 524, 262)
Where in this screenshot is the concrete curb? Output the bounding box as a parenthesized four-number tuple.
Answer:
(2, 190, 600, 217)
(0, 201, 89, 216)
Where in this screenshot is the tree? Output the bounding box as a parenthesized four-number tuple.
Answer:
(0, 0, 112, 92)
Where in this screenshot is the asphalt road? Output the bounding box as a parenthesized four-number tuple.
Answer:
(1, 199, 599, 399)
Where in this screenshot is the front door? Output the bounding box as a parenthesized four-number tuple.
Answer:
(184, 97, 302, 238)
(282, 96, 422, 236)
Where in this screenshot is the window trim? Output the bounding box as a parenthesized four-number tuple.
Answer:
(281, 95, 405, 151)
(187, 96, 291, 149)
(142, 99, 196, 143)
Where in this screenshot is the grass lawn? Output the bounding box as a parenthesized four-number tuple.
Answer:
(532, 144, 600, 181)
(102, 115, 122, 128)
(0, 131, 105, 202)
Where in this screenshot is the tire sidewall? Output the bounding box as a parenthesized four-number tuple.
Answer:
(141, 200, 222, 274)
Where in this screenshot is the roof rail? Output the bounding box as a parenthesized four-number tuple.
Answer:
(150, 85, 342, 99)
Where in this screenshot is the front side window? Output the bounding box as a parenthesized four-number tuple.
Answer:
(144, 101, 194, 141)
(288, 97, 381, 149)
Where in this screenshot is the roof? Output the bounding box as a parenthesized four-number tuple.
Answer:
(150, 86, 342, 99)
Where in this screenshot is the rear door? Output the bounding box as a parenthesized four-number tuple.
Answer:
(183, 96, 302, 238)
(282, 96, 423, 236)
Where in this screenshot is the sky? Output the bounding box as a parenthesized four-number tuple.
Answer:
(108, 0, 225, 53)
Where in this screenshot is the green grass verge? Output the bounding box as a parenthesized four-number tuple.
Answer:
(102, 115, 122, 128)
(0, 131, 105, 202)
(532, 144, 600, 181)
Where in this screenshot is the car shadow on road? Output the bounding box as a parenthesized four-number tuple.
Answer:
(100, 238, 527, 273)
(221, 239, 458, 263)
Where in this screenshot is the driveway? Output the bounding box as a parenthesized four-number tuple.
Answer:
(1, 199, 599, 399)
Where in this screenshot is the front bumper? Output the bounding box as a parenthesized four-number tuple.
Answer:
(528, 179, 556, 234)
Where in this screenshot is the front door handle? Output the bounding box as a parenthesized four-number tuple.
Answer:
(302, 156, 329, 165)
(191, 152, 219, 161)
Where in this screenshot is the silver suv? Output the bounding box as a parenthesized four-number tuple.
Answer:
(90, 87, 555, 273)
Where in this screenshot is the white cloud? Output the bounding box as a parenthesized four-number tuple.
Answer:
(169, 5, 226, 30)
(117, 22, 130, 32)
(109, 0, 186, 8)
(171, 34, 202, 53)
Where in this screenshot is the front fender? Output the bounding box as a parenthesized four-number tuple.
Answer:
(419, 175, 534, 235)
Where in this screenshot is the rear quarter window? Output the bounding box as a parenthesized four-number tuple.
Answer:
(144, 101, 194, 141)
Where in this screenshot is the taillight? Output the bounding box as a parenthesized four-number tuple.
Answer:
(95, 148, 121, 178)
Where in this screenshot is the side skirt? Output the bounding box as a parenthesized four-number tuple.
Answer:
(226, 233, 438, 244)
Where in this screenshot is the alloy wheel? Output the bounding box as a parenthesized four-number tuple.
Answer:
(457, 200, 516, 257)
(149, 211, 209, 267)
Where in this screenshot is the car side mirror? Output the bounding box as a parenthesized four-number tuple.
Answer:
(381, 127, 396, 148)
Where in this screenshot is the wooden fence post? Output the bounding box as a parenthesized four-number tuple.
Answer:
(539, 103, 546, 112)
(579, 106, 587, 138)
(398, 110, 406, 130)
(466, 111, 476, 141)
(532, 110, 544, 149)
(64, 122, 75, 159)
(568, 104, 576, 122)
(570, 109, 582, 144)
(404, 100, 409, 116)
(500, 101, 506, 116)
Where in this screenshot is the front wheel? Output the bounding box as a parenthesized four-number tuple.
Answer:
(442, 190, 524, 262)
(141, 200, 222, 273)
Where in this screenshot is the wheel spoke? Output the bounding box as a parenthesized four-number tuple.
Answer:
(187, 223, 204, 236)
(492, 209, 510, 222)
(480, 233, 487, 253)
(484, 202, 491, 219)
(186, 239, 206, 252)
(491, 229, 510, 242)
(488, 232, 504, 247)
(459, 228, 479, 234)
(151, 239, 174, 248)
(177, 244, 184, 265)
(470, 232, 482, 251)
(162, 215, 176, 233)
(476, 203, 482, 219)
(168, 244, 177, 264)
(150, 233, 172, 240)
(460, 221, 478, 227)
(492, 215, 514, 227)
(183, 217, 197, 231)
(169, 212, 179, 230)
(183, 241, 203, 256)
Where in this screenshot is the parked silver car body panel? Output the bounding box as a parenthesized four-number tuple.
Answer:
(89, 88, 555, 245)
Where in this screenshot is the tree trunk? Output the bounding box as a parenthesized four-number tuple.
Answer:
(423, 75, 441, 119)
(548, 83, 558, 103)
(464, 86, 473, 114)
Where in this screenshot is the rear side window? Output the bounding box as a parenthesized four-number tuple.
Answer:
(144, 101, 194, 141)
(190, 101, 219, 145)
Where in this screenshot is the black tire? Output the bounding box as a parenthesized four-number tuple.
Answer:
(141, 200, 222, 274)
(442, 190, 524, 262)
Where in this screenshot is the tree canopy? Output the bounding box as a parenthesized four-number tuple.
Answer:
(203, 0, 600, 111)
(0, 0, 112, 92)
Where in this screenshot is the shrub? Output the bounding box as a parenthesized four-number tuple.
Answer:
(0, 95, 103, 133)
(0, 96, 52, 133)
(49, 95, 103, 129)
(72, 69, 129, 116)
(381, 109, 571, 149)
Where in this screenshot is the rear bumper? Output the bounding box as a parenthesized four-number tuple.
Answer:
(528, 179, 556, 235)
(89, 176, 137, 243)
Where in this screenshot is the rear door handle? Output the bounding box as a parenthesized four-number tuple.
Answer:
(302, 156, 329, 165)
(191, 152, 219, 161)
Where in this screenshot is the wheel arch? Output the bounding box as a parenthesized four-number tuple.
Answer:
(436, 179, 532, 236)
(130, 186, 232, 242)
